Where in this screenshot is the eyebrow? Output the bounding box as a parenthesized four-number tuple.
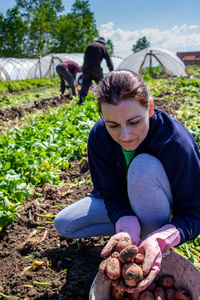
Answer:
(104, 115, 142, 124)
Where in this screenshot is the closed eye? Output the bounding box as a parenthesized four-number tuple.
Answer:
(129, 120, 140, 126)
(108, 124, 119, 129)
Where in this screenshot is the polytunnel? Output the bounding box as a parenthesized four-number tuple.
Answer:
(0, 57, 38, 81)
(117, 48, 187, 77)
(0, 53, 123, 81)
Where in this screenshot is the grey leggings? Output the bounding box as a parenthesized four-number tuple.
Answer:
(54, 154, 173, 239)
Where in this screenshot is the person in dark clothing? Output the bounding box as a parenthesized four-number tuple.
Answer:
(56, 61, 82, 96)
(54, 70, 200, 293)
(79, 37, 114, 104)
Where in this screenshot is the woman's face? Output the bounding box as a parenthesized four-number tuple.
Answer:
(101, 98, 154, 151)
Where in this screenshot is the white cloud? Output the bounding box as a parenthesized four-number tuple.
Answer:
(99, 23, 200, 58)
(189, 25, 199, 30)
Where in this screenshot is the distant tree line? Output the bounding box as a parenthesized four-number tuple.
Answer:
(0, 0, 150, 58)
(0, 0, 114, 58)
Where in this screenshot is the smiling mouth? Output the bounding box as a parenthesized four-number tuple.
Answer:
(121, 139, 135, 144)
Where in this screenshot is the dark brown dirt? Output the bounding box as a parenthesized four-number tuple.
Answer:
(0, 94, 184, 300)
(0, 94, 71, 122)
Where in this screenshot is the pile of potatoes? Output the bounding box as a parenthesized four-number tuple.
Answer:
(99, 237, 192, 300)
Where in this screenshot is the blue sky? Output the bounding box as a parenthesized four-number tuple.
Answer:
(1, 0, 200, 58)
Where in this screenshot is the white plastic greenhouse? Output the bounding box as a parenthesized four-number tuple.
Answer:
(0, 53, 123, 81)
(117, 48, 187, 77)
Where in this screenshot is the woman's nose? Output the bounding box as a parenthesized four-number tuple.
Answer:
(120, 126, 130, 141)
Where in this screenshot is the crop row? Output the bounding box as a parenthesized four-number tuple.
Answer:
(0, 76, 200, 268)
(0, 95, 99, 227)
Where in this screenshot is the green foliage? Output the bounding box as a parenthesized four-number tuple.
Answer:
(51, 0, 99, 53)
(0, 92, 99, 227)
(17, 0, 64, 56)
(0, 0, 99, 57)
(0, 7, 27, 57)
(174, 235, 200, 270)
(141, 65, 165, 79)
(1, 76, 200, 271)
(185, 65, 200, 78)
(0, 0, 114, 57)
(15, 0, 64, 13)
(0, 77, 60, 94)
(132, 36, 150, 53)
(0, 170, 32, 227)
(106, 39, 114, 56)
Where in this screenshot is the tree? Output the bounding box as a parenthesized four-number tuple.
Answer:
(0, 0, 99, 57)
(106, 39, 114, 56)
(51, 0, 99, 53)
(132, 36, 150, 53)
(0, 8, 27, 57)
(15, 0, 64, 56)
(15, 0, 64, 16)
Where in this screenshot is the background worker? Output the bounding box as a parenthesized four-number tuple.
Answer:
(54, 69, 200, 292)
(56, 60, 82, 97)
(79, 37, 114, 105)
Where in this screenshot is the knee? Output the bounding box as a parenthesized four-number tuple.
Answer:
(128, 154, 164, 182)
(54, 214, 74, 239)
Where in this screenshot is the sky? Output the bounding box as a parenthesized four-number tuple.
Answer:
(1, 0, 200, 58)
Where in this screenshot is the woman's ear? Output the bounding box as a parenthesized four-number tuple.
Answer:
(149, 98, 154, 118)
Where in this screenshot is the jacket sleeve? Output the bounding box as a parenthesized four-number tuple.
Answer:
(161, 127, 200, 244)
(104, 48, 114, 71)
(88, 120, 135, 224)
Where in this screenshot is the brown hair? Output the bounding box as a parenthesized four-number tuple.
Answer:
(94, 69, 150, 114)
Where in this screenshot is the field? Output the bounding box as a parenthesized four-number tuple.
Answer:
(0, 74, 200, 300)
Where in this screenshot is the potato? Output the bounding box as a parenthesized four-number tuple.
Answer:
(124, 263, 143, 287)
(138, 290, 154, 299)
(112, 251, 120, 259)
(106, 257, 122, 280)
(174, 288, 191, 300)
(110, 283, 124, 299)
(127, 292, 140, 299)
(120, 281, 128, 292)
(122, 262, 133, 278)
(154, 286, 166, 300)
(166, 287, 176, 300)
(112, 278, 121, 287)
(99, 256, 110, 273)
(134, 253, 144, 265)
(146, 281, 157, 292)
(158, 275, 175, 288)
(116, 237, 132, 252)
(119, 245, 138, 264)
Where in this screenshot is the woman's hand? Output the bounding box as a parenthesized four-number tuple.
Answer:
(101, 232, 132, 257)
(126, 224, 181, 293)
(101, 215, 141, 257)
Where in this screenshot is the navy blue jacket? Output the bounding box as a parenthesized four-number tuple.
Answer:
(88, 108, 200, 244)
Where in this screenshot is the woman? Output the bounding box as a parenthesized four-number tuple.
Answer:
(54, 70, 200, 292)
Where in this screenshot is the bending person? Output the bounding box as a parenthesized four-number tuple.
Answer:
(56, 60, 82, 96)
(54, 70, 200, 292)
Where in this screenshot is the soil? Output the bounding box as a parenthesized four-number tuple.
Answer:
(0, 91, 184, 300)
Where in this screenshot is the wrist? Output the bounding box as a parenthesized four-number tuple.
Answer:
(115, 216, 141, 246)
(146, 224, 181, 251)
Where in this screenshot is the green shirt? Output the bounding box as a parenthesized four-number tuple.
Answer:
(121, 148, 136, 175)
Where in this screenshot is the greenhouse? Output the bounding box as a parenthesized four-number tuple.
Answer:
(0, 49, 187, 81)
(0, 53, 123, 81)
(117, 48, 187, 77)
